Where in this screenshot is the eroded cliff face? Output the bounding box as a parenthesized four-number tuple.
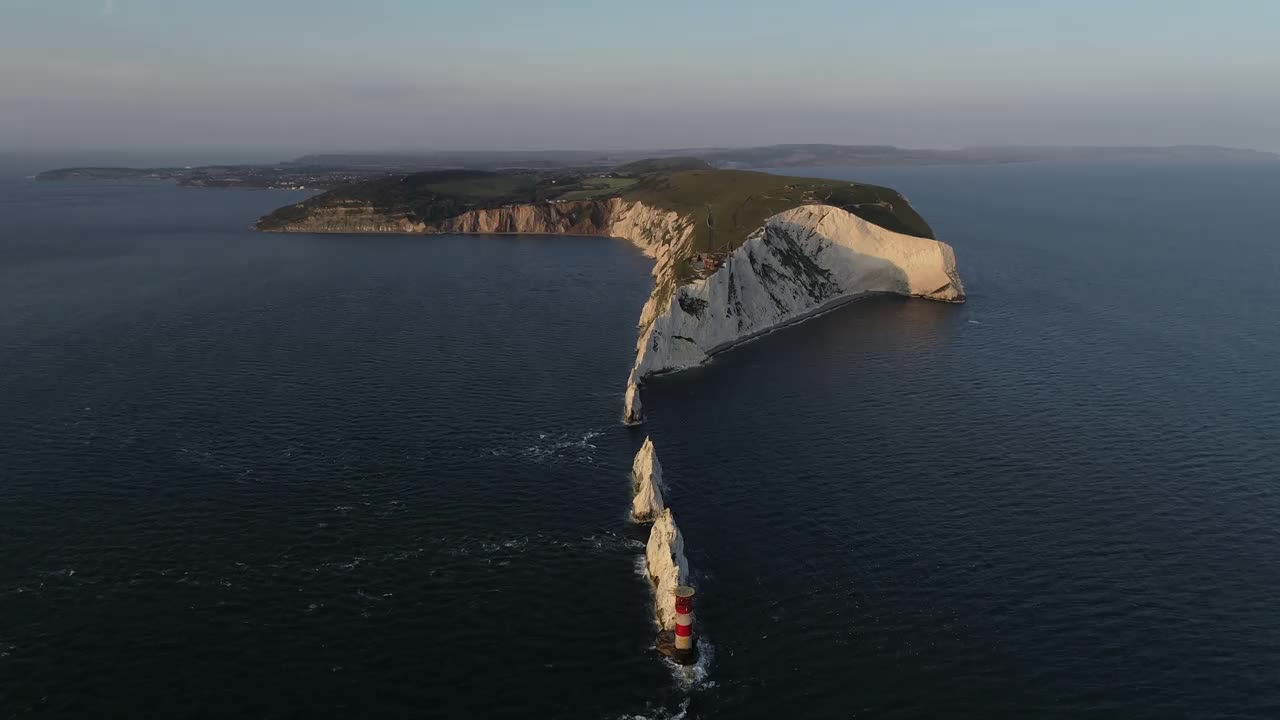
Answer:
(604, 204, 697, 424)
(430, 201, 621, 236)
(645, 508, 689, 631)
(260, 198, 628, 236)
(262, 203, 427, 234)
(631, 437, 666, 523)
(625, 205, 964, 392)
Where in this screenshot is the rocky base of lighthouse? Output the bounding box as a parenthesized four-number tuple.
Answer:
(655, 630, 698, 666)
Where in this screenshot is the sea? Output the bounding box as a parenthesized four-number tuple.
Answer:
(1, 156, 1278, 719)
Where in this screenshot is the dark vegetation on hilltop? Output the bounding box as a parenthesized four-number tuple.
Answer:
(613, 157, 713, 174)
(624, 167, 931, 252)
(255, 162, 935, 253)
(257, 168, 636, 228)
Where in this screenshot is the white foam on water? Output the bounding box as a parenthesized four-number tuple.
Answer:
(611, 698, 690, 720)
(632, 554, 649, 579)
(484, 428, 605, 466)
(663, 637, 716, 690)
(439, 531, 643, 560)
(582, 531, 645, 552)
(382, 547, 425, 562)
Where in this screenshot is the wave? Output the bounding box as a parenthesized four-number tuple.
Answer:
(433, 529, 643, 560)
(662, 637, 716, 690)
(485, 429, 604, 465)
(611, 698, 690, 720)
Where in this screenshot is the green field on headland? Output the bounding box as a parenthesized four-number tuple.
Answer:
(255, 159, 934, 257)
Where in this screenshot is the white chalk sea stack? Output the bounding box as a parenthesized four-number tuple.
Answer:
(645, 508, 689, 630)
(630, 437, 665, 522)
(623, 382, 644, 427)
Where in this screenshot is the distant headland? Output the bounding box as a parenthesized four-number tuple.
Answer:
(33, 143, 1278, 191)
(251, 160, 965, 425)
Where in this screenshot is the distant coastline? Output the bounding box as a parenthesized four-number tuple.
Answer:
(32, 143, 1279, 192)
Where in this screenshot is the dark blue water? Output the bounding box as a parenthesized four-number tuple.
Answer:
(3, 160, 1279, 719)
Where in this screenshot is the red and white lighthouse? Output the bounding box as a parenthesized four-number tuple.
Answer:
(673, 585, 696, 662)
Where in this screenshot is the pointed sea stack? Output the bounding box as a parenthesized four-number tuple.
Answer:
(631, 437, 665, 522)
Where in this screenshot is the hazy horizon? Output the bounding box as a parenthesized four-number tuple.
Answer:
(4, 1, 1279, 154)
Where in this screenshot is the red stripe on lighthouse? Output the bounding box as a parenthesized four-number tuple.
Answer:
(675, 623, 692, 637)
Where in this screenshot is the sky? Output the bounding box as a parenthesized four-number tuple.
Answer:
(2, 0, 1278, 156)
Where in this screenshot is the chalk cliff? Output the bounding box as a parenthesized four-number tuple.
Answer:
(257, 183, 962, 427)
(631, 437, 666, 522)
(645, 508, 689, 631)
(626, 204, 964, 387)
(261, 198, 627, 236)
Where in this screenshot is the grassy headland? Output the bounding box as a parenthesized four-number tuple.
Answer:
(255, 160, 934, 256)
